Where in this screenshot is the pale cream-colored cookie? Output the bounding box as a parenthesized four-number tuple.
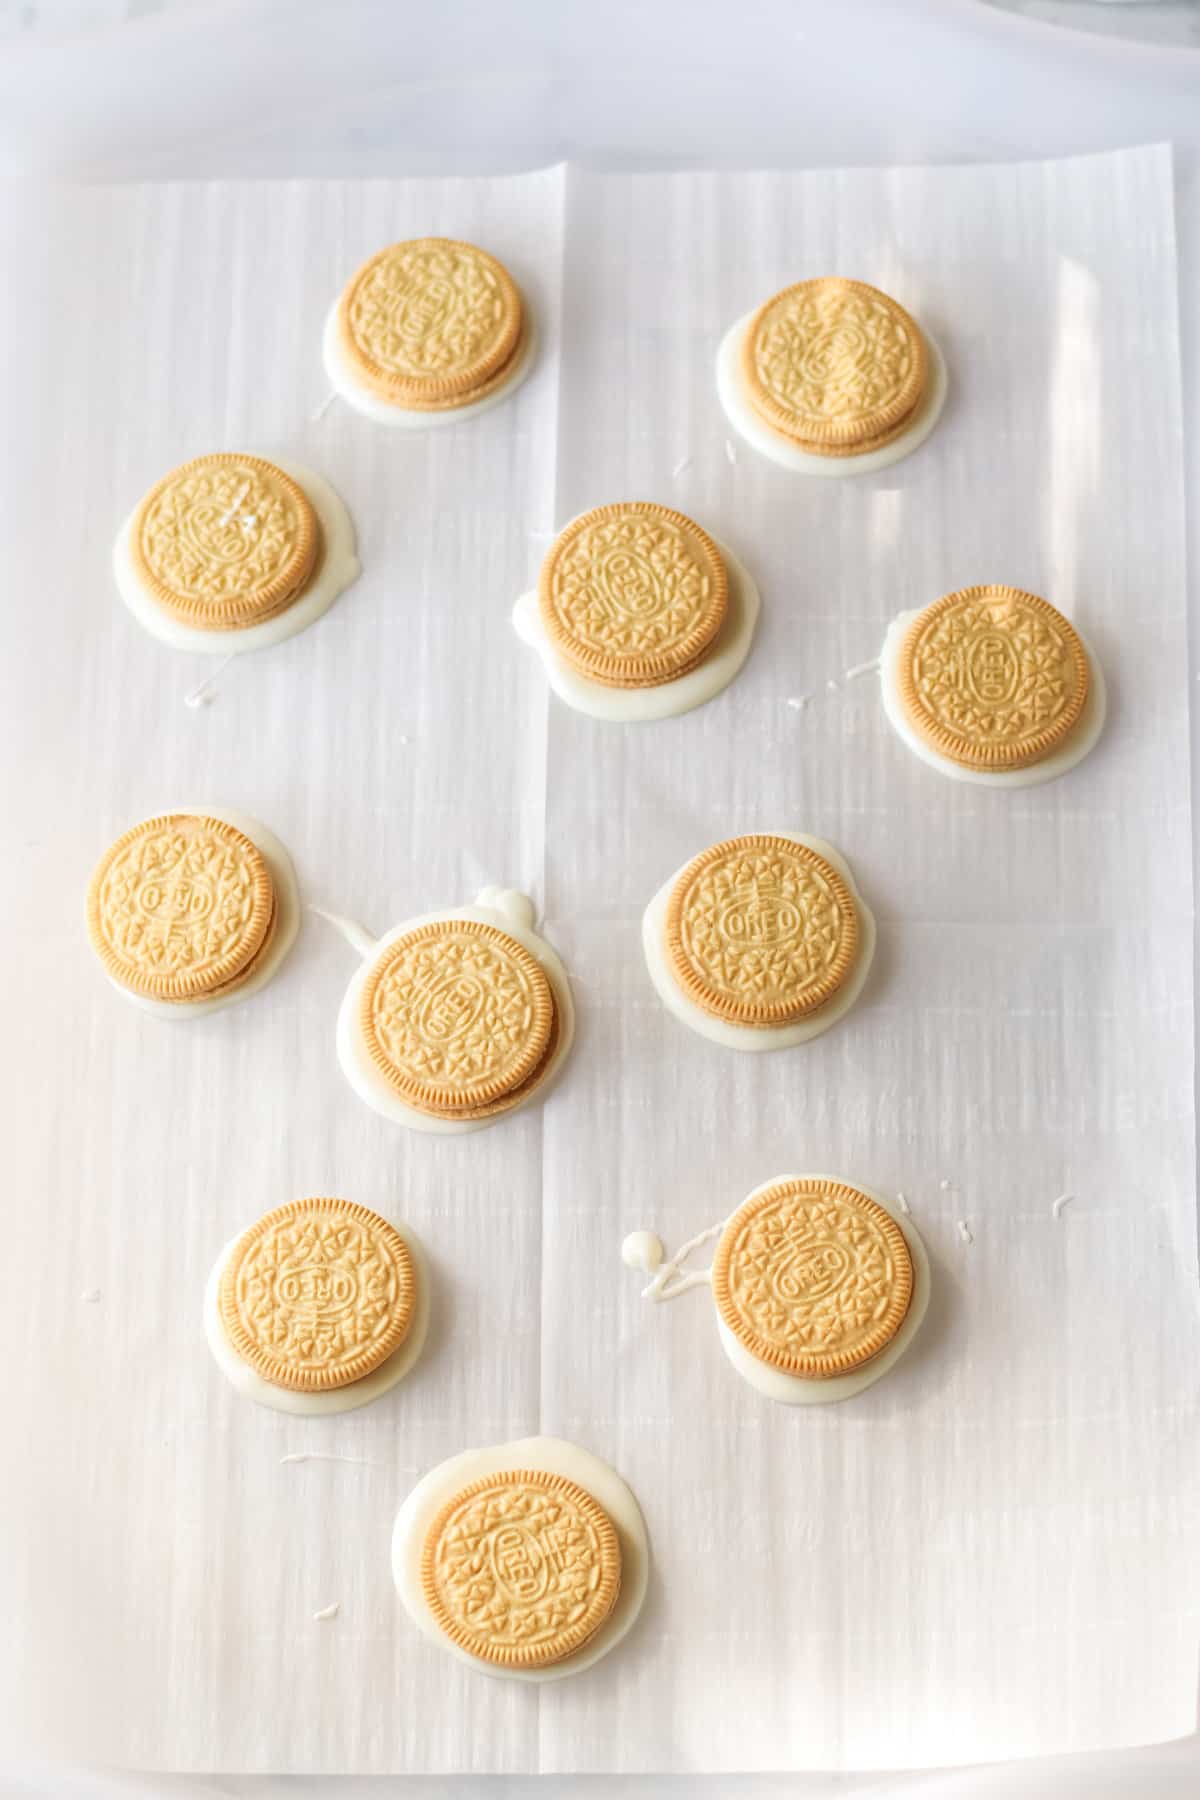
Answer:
(130, 454, 320, 629)
(741, 278, 927, 456)
(712, 1177, 913, 1378)
(359, 919, 557, 1118)
(537, 502, 728, 688)
(86, 812, 277, 1002)
(335, 237, 524, 410)
(897, 585, 1090, 770)
(664, 833, 859, 1026)
(218, 1196, 416, 1393)
(420, 1469, 622, 1668)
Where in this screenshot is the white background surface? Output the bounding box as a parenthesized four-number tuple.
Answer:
(2, 3, 1200, 1796)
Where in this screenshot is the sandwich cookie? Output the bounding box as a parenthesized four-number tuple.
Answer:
(717, 277, 946, 476)
(86, 808, 300, 1017)
(324, 237, 534, 428)
(879, 584, 1105, 786)
(393, 1436, 648, 1681)
(114, 453, 358, 655)
(643, 832, 875, 1050)
(205, 1196, 429, 1416)
(326, 886, 575, 1134)
(513, 501, 760, 721)
(623, 1175, 929, 1405)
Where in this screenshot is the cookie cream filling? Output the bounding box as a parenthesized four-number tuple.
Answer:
(330, 887, 575, 1134)
(716, 311, 948, 477)
(321, 304, 537, 429)
(512, 536, 760, 722)
(392, 1436, 649, 1682)
(879, 609, 1107, 787)
(624, 1176, 929, 1406)
(114, 458, 359, 656)
(642, 833, 876, 1051)
(105, 808, 300, 1019)
(204, 1222, 430, 1417)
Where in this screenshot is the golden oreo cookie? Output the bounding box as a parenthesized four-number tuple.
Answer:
(741, 278, 927, 456)
(712, 1178, 913, 1378)
(130, 454, 319, 630)
(336, 237, 524, 410)
(219, 1197, 416, 1393)
(665, 834, 858, 1026)
(420, 1469, 622, 1668)
(360, 920, 556, 1118)
(898, 585, 1090, 771)
(87, 812, 276, 1002)
(538, 502, 728, 689)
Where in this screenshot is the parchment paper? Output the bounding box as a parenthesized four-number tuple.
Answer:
(1, 147, 1196, 1775)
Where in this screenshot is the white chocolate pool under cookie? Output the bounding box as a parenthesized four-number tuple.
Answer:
(114, 455, 359, 657)
(717, 277, 947, 477)
(512, 506, 760, 722)
(87, 807, 300, 1018)
(323, 237, 535, 429)
(322, 887, 575, 1134)
(642, 832, 876, 1051)
(622, 1175, 929, 1405)
(392, 1435, 649, 1681)
(204, 1201, 431, 1417)
(877, 588, 1106, 788)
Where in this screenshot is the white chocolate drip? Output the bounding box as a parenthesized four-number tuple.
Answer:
(623, 1220, 726, 1301)
(620, 1230, 662, 1272)
(308, 907, 381, 961)
(793, 657, 880, 711)
(184, 652, 237, 709)
(473, 886, 536, 932)
(279, 1451, 379, 1467)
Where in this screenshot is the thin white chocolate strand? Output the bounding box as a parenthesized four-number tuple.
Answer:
(622, 1220, 727, 1302)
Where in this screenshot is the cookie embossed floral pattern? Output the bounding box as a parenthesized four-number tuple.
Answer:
(746, 279, 925, 449)
(88, 815, 274, 1000)
(360, 921, 554, 1113)
(133, 455, 317, 627)
(713, 1180, 914, 1377)
(343, 240, 519, 391)
(540, 502, 727, 686)
(421, 1471, 621, 1667)
(900, 585, 1090, 769)
(668, 836, 857, 1024)
(219, 1198, 416, 1392)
